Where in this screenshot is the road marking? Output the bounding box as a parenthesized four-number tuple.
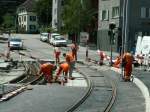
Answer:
(111, 67, 150, 112)
(133, 78, 150, 112)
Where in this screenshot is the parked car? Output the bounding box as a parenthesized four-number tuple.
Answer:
(40, 33, 49, 42)
(9, 37, 23, 50)
(49, 33, 60, 44)
(51, 36, 67, 47)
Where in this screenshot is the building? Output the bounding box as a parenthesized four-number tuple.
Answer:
(52, 0, 64, 32)
(98, 0, 150, 52)
(17, 0, 38, 33)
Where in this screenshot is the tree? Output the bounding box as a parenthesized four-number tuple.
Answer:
(2, 13, 15, 29)
(34, 0, 52, 26)
(62, 0, 96, 35)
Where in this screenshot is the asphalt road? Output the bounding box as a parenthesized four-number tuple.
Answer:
(0, 34, 147, 112)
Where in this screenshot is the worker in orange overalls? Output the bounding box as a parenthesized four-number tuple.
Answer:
(55, 62, 70, 83)
(71, 43, 79, 61)
(122, 52, 133, 81)
(63, 52, 75, 80)
(54, 47, 61, 64)
(38, 62, 57, 83)
(97, 50, 105, 65)
(113, 56, 121, 68)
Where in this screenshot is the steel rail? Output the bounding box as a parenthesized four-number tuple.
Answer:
(64, 61, 117, 112)
(65, 69, 93, 112)
(83, 60, 117, 112)
(103, 77, 117, 112)
(0, 61, 43, 101)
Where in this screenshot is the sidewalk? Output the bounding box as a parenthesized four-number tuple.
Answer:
(65, 43, 119, 65)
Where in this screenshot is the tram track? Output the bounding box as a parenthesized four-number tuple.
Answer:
(16, 46, 117, 112)
(65, 61, 117, 112)
(1, 44, 117, 111)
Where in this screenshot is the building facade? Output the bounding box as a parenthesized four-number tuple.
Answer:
(17, 0, 38, 33)
(98, 0, 150, 52)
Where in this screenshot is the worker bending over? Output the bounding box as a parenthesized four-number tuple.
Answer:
(38, 62, 57, 83)
(63, 52, 75, 80)
(113, 56, 121, 68)
(122, 52, 133, 81)
(55, 62, 70, 83)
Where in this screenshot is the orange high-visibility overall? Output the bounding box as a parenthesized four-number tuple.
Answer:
(56, 63, 70, 80)
(65, 52, 75, 78)
(113, 56, 121, 68)
(40, 63, 55, 83)
(99, 51, 104, 65)
(54, 48, 61, 64)
(71, 44, 78, 61)
(123, 53, 133, 80)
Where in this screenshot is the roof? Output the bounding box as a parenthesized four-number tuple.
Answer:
(19, 0, 36, 12)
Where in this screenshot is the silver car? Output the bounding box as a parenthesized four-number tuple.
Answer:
(9, 38, 23, 50)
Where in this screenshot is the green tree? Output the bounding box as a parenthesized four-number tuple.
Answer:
(62, 0, 96, 34)
(2, 13, 15, 29)
(35, 0, 52, 26)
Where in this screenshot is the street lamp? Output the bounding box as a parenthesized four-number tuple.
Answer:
(108, 22, 116, 66)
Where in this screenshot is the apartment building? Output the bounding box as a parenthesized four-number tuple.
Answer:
(17, 0, 38, 33)
(98, 0, 150, 52)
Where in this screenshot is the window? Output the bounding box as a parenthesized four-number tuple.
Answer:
(101, 10, 109, 20)
(141, 7, 150, 18)
(141, 7, 146, 18)
(29, 25, 36, 30)
(112, 7, 119, 18)
(30, 16, 36, 21)
(18, 17, 21, 23)
(24, 16, 26, 22)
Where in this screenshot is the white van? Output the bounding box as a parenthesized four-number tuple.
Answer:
(51, 35, 67, 47)
(49, 33, 60, 44)
(40, 33, 49, 42)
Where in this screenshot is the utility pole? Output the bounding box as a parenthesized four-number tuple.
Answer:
(121, 0, 129, 79)
(108, 22, 116, 66)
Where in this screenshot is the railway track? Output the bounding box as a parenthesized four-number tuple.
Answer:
(0, 61, 44, 101)
(0, 45, 117, 111)
(65, 61, 117, 112)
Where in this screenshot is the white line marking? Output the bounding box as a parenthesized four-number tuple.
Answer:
(111, 67, 150, 112)
(133, 78, 150, 112)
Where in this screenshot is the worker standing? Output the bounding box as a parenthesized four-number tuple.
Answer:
(97, 50, 105, 65)
(54, 47, 61, 64)
(37, 62, 57, 83)
(55, 62, 70, 83)
(71, 43, 79, 61)
(122, 52, 133, 81)
(63, 52, 75, 80)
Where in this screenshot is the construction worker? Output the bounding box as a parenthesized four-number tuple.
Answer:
(122, 52, 133, 81)
(113, 56, 121, 68)
(37, 62, 57, 83)
(55, 62, 70, 83)
(63, 52, 75, 80)
(54, 47, 61, 64)
(71, 43, 79, 61)
(97, 50, 105, 65)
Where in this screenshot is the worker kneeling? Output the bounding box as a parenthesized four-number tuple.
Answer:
(55, 62, 70, 84)
(38, 62, 57, 84)
(122, 52, 133, 81)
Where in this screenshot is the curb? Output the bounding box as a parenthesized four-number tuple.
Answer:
(111, 67, 150, 112)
